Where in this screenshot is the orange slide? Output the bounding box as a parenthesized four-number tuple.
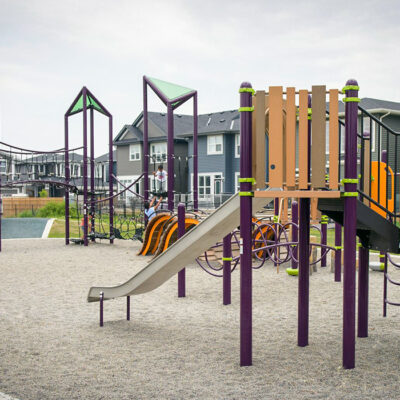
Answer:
(370, 161, 394, 218)
(138, 213, 200, 257)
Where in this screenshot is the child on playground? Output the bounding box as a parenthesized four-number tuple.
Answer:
(153, 165, 167, 193)
(80, 212, 93, 239)
(144, 196, 163, 222)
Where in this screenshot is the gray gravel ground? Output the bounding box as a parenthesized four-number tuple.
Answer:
(1, 239, 400, 400)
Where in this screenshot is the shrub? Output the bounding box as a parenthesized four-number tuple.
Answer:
(36, 201, 66, 218)
(18, 210, 35, 218)
(39, 189, 49, 198)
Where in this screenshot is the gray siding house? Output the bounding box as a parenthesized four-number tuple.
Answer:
(114, 97, 400, 204)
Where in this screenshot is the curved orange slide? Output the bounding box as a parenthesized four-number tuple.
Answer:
(138, 213, 171, 255)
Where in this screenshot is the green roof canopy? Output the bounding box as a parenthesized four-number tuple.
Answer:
(148, 77, 194, 102)
(69, 93, 107, 116)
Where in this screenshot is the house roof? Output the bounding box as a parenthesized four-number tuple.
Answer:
(95, 150, 116, 163)
(114, 109, 240, 145)
(115, 96, 400, 145)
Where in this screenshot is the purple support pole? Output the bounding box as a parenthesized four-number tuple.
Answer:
(143, 78, 149, 201)
(167, 103, 174, 211)
(193, 93, 199, 211)
(100, 291, 104, 327)
(90, 108, 95, 241)
(65, 116, 70, 245)
(298, 95, 312, 347)
(334, 223, 342, 282)
(82, 88, 88, 247)
(177, 203, 186, 297)
(358, 245, 369, 338)
(239, 82, 253, 366)
(298, 198, 310, 347)
(342, 79, 359, 369)
(291, 201, 298, 269)
(127, 296, 130, 321)
(274, 198, 279, 267)
(383, 253, 388, 317)
(321, 216, 327, 267)
(223, 234, 232, 305)
(109, 116, 114, 244)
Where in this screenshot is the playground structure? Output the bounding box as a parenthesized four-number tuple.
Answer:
(87, 77, 400, 373)
(0, 87, 147, 249)
(143, 76, 198, 211)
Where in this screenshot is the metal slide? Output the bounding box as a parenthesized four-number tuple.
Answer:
(87, 193, 273, 302)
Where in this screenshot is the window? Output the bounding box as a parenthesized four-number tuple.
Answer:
(235, 172, 240, 193)
(150, 142, 167, 162)
(207, 135, 223, 155)
(235, 134, 240, 158)
(129, 144, 141, 161)
(38, 164, 45, 175)
(362, 117, 376, 152)
(0, 160, 7, 173)
(193, 173, 224, 198)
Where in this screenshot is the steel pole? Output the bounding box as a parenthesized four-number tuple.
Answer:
(167, 103, 174, 211)
(358, 245, 369, 337)
(82, 88, 88, 246)
(143, 78, 149, 201)
(223, 234, 232, 305)
(65, 116, 70, 245)
(334, 222, 342, 282)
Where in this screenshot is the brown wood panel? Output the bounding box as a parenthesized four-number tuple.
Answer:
(363, 139, 371, 205)
(298, 90, 309, 189)
(252, 91, 267, 190)
(311, 85, 326, 188)
(286, 87, 296, 188)
(268, 86, 283, 188)
(254, 190, 340, 198)
(329, 89, 339, 190)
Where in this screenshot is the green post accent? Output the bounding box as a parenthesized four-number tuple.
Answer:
(238, 106, 254, 112)
(222, 257, 233, 262)
(286, 268, 299, 276)
(343, 97, 361, 103)
(239, 88, 255, 95)
(341, 192, 358, 197)
(239, 191, 254, 197)
(239, 177, 256, 185)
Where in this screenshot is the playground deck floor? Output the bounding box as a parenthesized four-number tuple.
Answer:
(1, 239, 400, 400)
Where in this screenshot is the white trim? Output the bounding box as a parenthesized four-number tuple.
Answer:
(235, 134, 240, 158)
(207, 134, 223, 155)
(42, 218, 55, 238)
(234, 171, 240, 193)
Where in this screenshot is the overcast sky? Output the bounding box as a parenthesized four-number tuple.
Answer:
(1, 0, 399, 155)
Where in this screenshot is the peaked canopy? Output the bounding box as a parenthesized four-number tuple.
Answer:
(147, 77, 195, 102)
(67, 91, 108, 116)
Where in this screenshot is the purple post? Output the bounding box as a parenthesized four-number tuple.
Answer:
(167, 103, 174, 211)
(298, 95, 312, 347)
(239, 82, 253, 366)
(383, 253, 388, 317)
(223, 234, 232, 305)
(193, 93, 199, 211)
(143, 78, 149, 201)
(342, 79, 359, 369)
(321, 215, 327, 267)
(90, 108, 95, 241)
(108, 116, 114, 244)
(100, 291, 104, 327)
(82, 88, 88, 246)
(298, 197, 310, 347)
(334, 223, 342, 282)
(127, 296, 130, 321)
(177, 203, 186, 297)
(274, 198, 279, 267)
(358, 245, 369, 338)
(64, 116, 70, 245)
(291, 201, 298, 269)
